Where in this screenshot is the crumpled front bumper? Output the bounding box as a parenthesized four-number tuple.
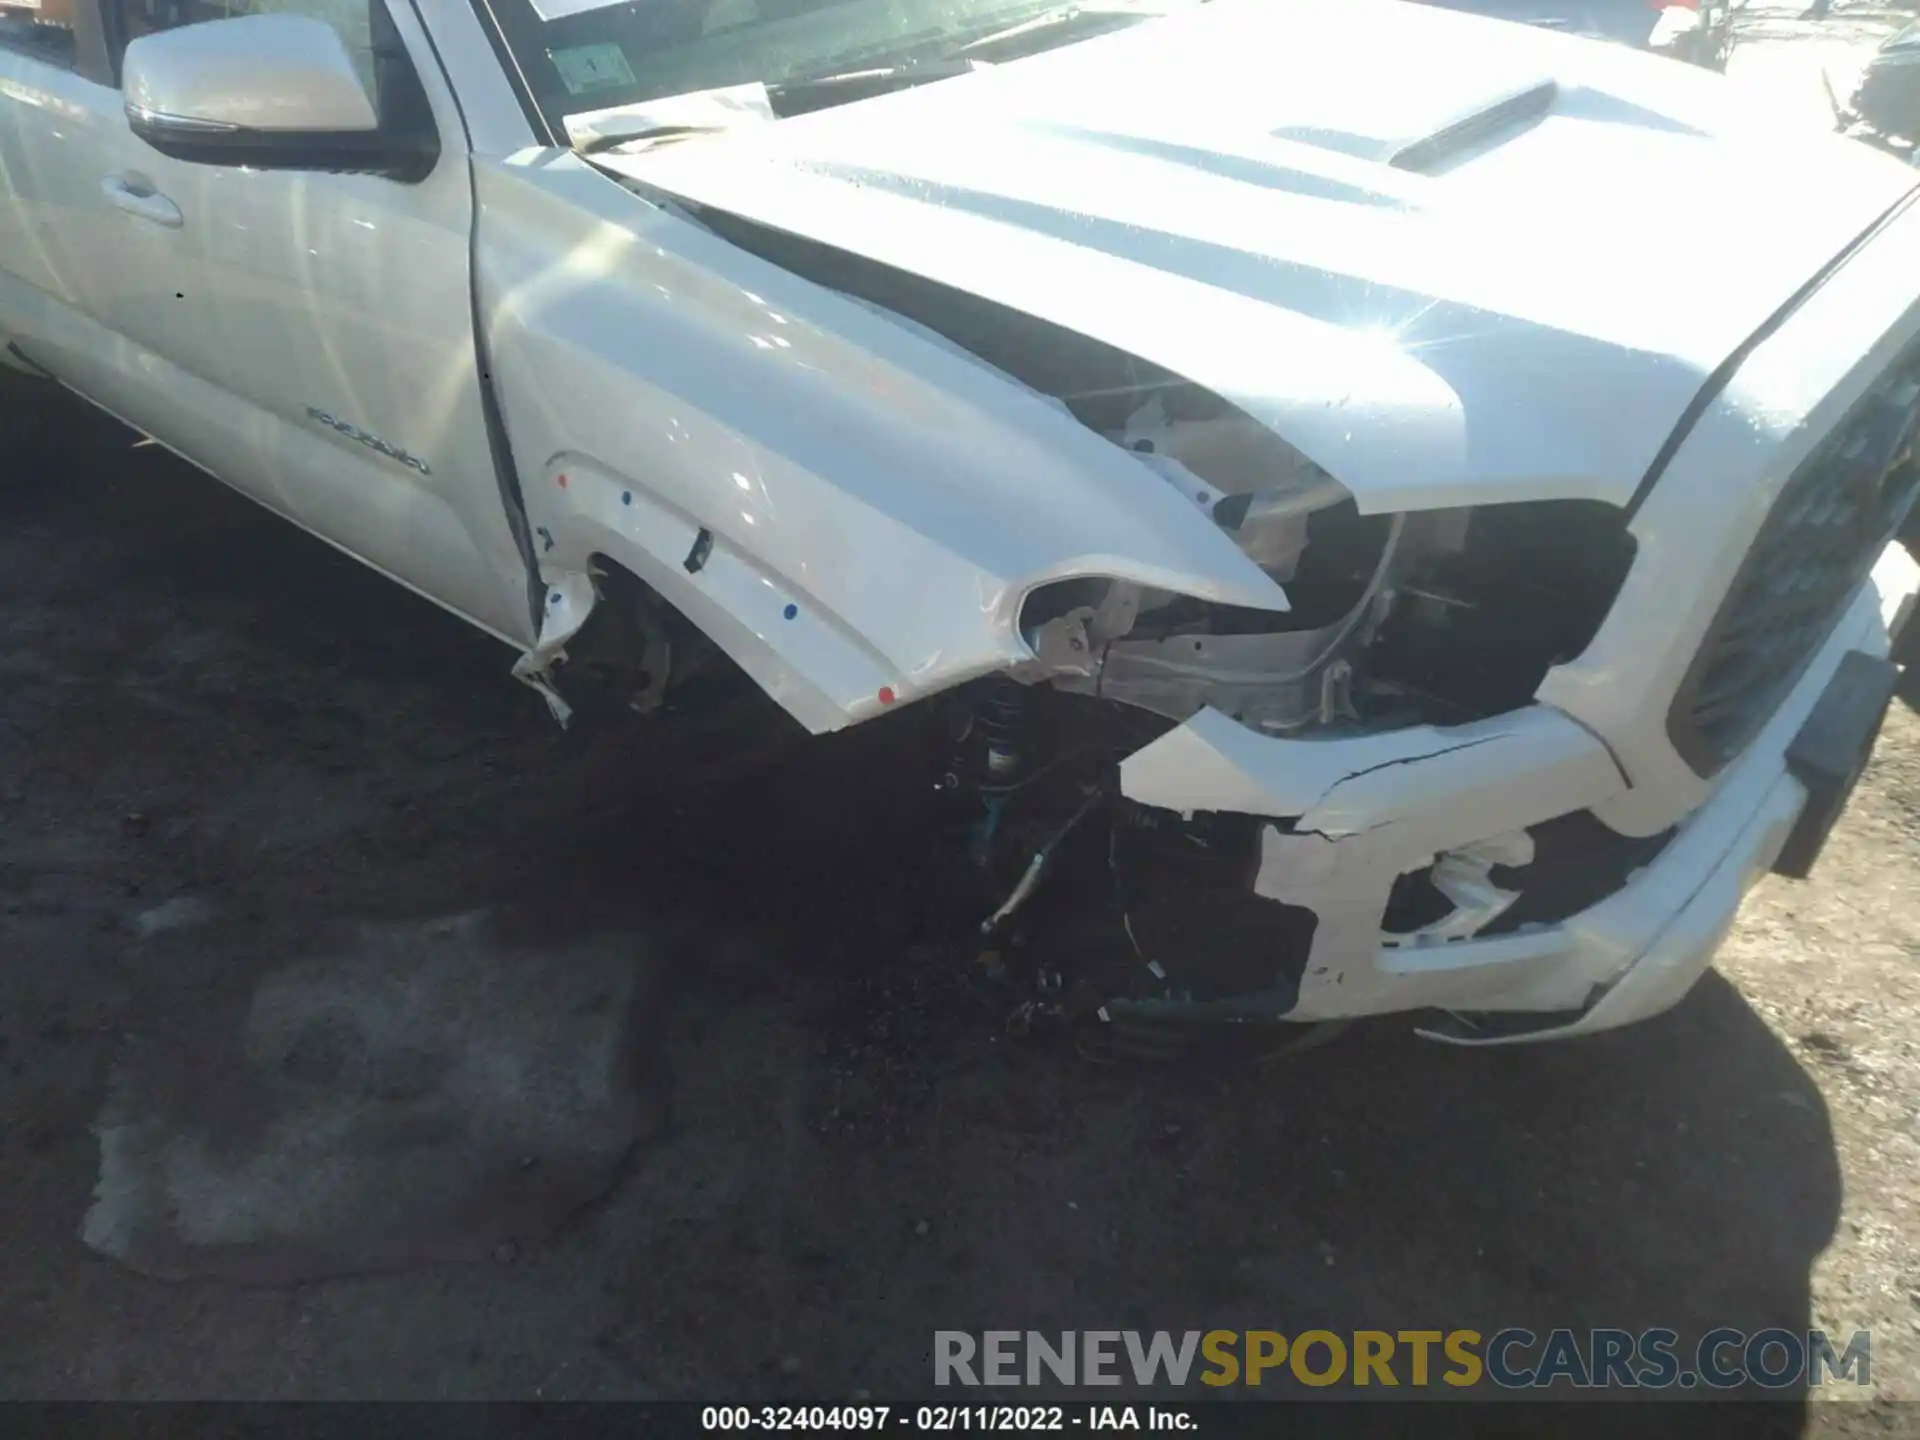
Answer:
(1115, 542, 1917, 1045)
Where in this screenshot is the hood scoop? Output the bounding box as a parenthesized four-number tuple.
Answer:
(1388, 79, 1560, 173)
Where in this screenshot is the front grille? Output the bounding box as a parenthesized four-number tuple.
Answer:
(1669, 347, 1920, 776)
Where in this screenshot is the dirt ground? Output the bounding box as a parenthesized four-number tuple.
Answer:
(4, 7, 1920, 1429)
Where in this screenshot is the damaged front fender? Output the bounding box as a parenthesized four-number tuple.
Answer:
(511, 571, 600, 727)
(474, 154, 1291, 736)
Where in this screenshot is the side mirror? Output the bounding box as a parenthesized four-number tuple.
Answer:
(123, 13, 434, 178)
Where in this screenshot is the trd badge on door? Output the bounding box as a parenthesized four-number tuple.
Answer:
(306, 406, 432, 476)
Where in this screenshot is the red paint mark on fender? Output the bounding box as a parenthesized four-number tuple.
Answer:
(877, 686, 897, 706)
(557, 473, 569, 488)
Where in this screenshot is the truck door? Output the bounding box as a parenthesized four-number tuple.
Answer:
(41, 0, 538, 645)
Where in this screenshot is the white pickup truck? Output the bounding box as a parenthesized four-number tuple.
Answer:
(1, 0, 1915, 1045)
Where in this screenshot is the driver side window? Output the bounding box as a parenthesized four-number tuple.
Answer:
(0, 5, 77, 69)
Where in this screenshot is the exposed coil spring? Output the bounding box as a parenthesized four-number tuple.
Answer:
(962, 677, 1031, 867)
(973, 676, 1031, 795)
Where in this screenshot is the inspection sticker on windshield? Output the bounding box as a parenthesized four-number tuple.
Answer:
(549, 42, 637, 95)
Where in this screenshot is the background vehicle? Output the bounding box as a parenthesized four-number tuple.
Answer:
(1828, 21, 1920, 161)
(1418, 0, 1736, 69)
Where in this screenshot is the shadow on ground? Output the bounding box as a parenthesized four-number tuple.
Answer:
(0, 377, 1840, 1424)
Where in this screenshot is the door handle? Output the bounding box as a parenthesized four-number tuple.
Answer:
(101, 175, 183, 229)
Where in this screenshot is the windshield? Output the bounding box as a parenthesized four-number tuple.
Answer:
(470, 0, 1178, 143)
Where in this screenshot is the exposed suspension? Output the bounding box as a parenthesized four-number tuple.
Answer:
(965, 675, 1031, 867)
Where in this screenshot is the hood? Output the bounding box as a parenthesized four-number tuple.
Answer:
(598, 0, 1919, 512)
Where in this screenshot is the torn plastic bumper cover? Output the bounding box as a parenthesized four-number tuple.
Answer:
(1118, 706, 1630, 1029)
(1110, 554, 1916, 1044)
